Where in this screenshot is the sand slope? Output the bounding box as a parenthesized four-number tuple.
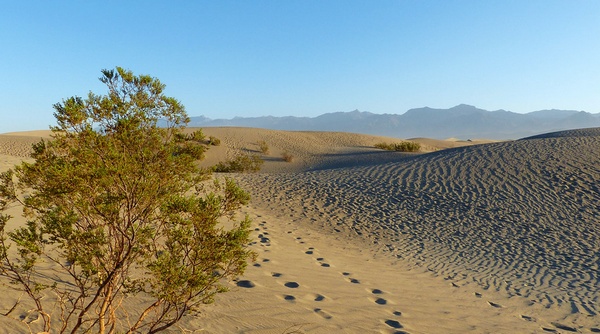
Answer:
(234, 127, 600, 332)
(195, 127, 490, 173)
(0, 127, 598, 333)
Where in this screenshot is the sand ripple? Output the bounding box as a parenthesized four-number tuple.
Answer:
(236, 128, 600, 317)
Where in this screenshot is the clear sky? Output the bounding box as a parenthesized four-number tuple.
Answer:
(1, 1, 599, 133)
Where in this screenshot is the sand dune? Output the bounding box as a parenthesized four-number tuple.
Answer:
(195, 127, 490, 173)
(0, 127, 598, 333)
(233, 127, 600, 332)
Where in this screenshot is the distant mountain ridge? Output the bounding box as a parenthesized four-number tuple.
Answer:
(187, 104, 600, 140)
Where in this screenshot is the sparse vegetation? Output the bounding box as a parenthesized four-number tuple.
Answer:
(258, 140, 269, 154)
(282, 151, 294, 162)
(213, 153, 264, 172)
(0, 67, 254, 333)
(175, 129, 206, 142)
(187, 128, 206, 142)
(374, 141, 421, 152)
(208, 135, 221, 146)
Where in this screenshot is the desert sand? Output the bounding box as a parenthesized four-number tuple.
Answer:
(0, 127, 598, 333)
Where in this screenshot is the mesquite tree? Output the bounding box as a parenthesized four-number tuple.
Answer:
(0, 67, 255, 333)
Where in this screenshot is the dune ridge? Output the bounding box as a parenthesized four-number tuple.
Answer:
(194, 127, 490, 173)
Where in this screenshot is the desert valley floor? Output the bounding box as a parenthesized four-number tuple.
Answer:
(0, 127, 599, 333)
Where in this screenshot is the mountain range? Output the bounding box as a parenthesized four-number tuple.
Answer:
(187, 104, 600, 140)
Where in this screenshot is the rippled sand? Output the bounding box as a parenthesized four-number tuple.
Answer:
(234, 127, 600, 332)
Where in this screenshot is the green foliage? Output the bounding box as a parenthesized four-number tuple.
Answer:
(213, 153, 264, 173)
(175, 129, 206, 143)
(257, 140, 269, 154)
(0, 67, 254, 333)
(187, 129, 206, 142)
(208, 135, 221, 146)
(374, 141, 421, 152)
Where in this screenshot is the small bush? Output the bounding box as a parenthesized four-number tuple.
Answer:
(208, 135, 221, 146)
(258, 140, 269, 154)
(213, 153, 263, 173)
(282, 151, 294, 162)
(188, 129, 206, 142)
(374, 141, 420, 152)
(176, 129, 206, 143)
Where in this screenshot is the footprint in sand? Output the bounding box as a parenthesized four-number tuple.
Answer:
(374, 298, 387, 305)
(271, 272, 283, 278)
(314, 308, 333, 320)
(304, 293, 326, 302)
(370, 289, 388, 305)
(305, 250, 314, 255)
(320, 263, 331, 267)
(283, 295, 296, 302)
(236, 280, 256, 288)
(393, 311, 402, 316)
(384, 319, 403, 329)
(284, 282, 300, 288)
(348, 278, 360, 284)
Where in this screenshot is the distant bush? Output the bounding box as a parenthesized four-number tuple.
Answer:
(258, 140, 269, 154)
(188, 129, 206, 142)
(208, 135, 221, 146)
(282, 151, 294, 162)
(176, 129, 206, 143)
(374, 142, 394, 150)
(213, 153, 263, 173)
(374, 141, 421, 152)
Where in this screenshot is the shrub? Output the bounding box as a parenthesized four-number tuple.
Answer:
(208, 135, 221, 146)
(374, 141, 421, 152)
(374, 142, 394, 150)
(175, 129, 206, 143)
(188, 129, 206, 142)
(174, 130, 209, 160)
(282, 151, 294, 162)
(0, 67, 255, 333)
(258, 140, 269, 154)
(213, 153, 264, 173)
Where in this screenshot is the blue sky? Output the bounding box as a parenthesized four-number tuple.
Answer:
(1, 1, 599, 133)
